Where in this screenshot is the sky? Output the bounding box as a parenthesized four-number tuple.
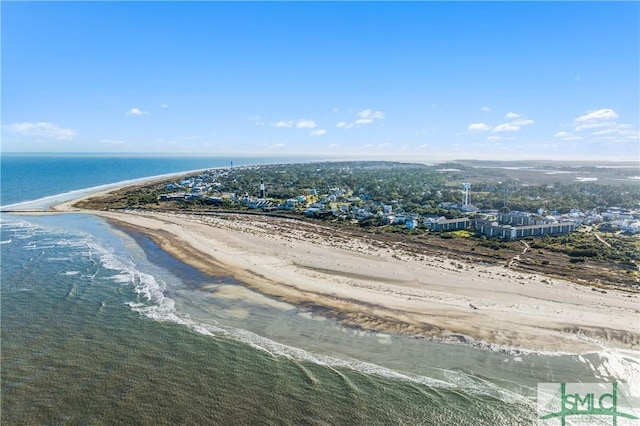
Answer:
(2, 1, 639, 161)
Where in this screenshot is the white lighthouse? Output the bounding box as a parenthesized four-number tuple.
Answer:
(259, 178, 266, 198)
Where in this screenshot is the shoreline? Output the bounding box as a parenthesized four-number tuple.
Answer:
(79, 207, 640, 354)
(5, 180, 637, 355)
(0, 168, 212, 213)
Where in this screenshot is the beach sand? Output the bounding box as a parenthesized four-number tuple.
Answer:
(53, 200, 639, 354)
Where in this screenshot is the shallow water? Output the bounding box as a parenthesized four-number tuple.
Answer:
(3, 213, 637, 424)
(1, 214, 536, 424)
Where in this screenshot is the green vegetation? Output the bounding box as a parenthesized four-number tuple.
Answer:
(77, 160, 640, 289)
(124, 160, 639, 213)
(529, 233, 639, 270)
(451, 230, 472, 238)
(126, 190, 160, 207)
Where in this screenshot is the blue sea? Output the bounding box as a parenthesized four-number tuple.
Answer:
(1, 153, 637, 425)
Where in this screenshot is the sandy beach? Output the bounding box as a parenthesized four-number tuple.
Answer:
(51, 189, 640, 355)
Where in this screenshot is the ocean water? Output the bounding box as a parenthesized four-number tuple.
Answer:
(1, 154, 637, 425)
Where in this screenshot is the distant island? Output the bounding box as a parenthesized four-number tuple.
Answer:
(75, 160, 640, 290)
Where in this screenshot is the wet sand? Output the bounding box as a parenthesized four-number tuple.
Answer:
(60, 206, 639, 354)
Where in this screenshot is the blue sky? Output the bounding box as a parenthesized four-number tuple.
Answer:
(2, 1, 638, 161)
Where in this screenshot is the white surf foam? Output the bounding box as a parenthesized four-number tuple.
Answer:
(2, 214, 535, 407)
(101, 253, 532, 406)
(596, 349, 640, 396)
(86, 230, 530, 404)
(570, 335, 640, 396)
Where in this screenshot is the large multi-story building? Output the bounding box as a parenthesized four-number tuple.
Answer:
(423, 217, 472, 232)
(474, 208, 577, 240)
(473, 219, 577, 240)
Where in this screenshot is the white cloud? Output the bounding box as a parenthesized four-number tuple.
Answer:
(591, 136, 619, 142)
(160, 104, 169, 108)
(101, 139, 125, 144)
(594, 134, 638, 142)
(269, 143, 286, 149)
(296, 119, 317, 129)
(575, 121, 617, 132)
(492, 123, 520, 133)
(357, 109, 384, 120)
(337, 108, 384, 129)
(487, 135, 502, 141)
(126, 108, 149, 116)
(467, 122, 491, 132)
(464, 114, 532, 136)
(592, 127, 639, 139)
(592, 128, 619, 136)
(310, 129, 326, 136)
(6, 122, 77, 140)
(274, 119, 317, 129)
(362, 143, 393, 150)
(354, 118, 374, 125)
(480, 106, 490, 112)
(275, 120, 294, 128)
(332, 108, 340, 113)
(571, 108, 640, 144)
(512, 118, 534, 126)
(575, 108, 618, 122)
(553, 131, 585, 141)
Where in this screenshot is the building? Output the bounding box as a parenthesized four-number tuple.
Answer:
(423, 217, 471, 232)
(246, 198, 272, 209)
(473, 218, 577, 240)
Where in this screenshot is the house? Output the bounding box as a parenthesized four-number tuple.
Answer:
(246, 198, 272, 209)
(438, 201, 478, 213)
(620, 220, 640, 234)
(159, 193, 187, 201)
(278, 199, 299, 210)
(304, 207, 321, 216)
